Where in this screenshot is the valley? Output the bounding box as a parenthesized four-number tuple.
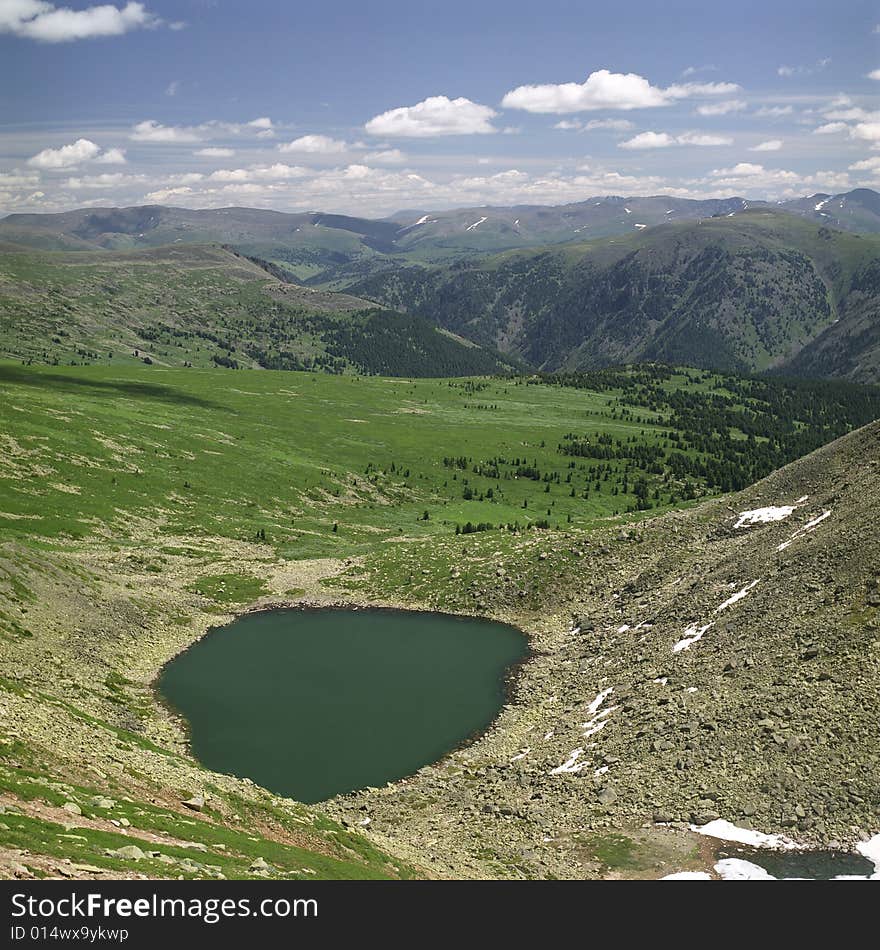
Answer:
(0, 358, 878, 880)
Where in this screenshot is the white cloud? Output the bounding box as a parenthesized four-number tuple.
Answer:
(849, 156, 880, 170)
(553, 118, 637, 131)
(618, 131, 675, 149)
(710, 162, 768, 177)
(666, 81, 741, 98)
(813, 122, 848, 134)
(0, 169, 40, 187)
(681, 65, 718, 78)
(130, 120, 202, 143)
(585, 118, 635, 130)
(503, 70, 670, 113)
(696, 99, 747, 116)
(851, 121, 880, 143)
(27, 138, 101, 168)
(94, 147, 126, 164)
(365, 95, 498, 137)
(130, 117, 277, 144)
(367, 149, 406, 164)
(66, 172, 143, 189)
(248, 117, 275, 138)
(676, 131, 733, 146)
(778, 59, 830, 78)
(868, 69, 880, 81)
(501, 70, 740, 114)
(0, 1, 158, 42)
(195, 147, 235, 158)
(755, 105, 793, 117)
(143, 185, 194, 203)
(208, 163, 308, 182)
(749, 139, 782, 151)
(278, 134, 348, 154)
(824, 106, 876, 121)
(619, 130, 731, 149)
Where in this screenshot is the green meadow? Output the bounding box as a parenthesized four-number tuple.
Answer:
(0, 362, 677, 561)
(3, 361, 878, 567)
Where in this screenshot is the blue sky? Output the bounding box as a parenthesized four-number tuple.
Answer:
(2, 0, 880, 216)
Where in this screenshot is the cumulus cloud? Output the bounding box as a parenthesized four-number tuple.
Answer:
(709, 162, 768, 177)
(278, 134, 348, 154)
(619, 130, 731, 149)
(130, 120, 202, 143)
(208, 163, 308, 182)
(94, 147, 126, 164)
(0, 169, 41, 187)
(849, 156, 880, 170)
(131, 118, 277, 144)
(367, 149, 406, 164)
(501, 70, 740, 114)
(195, 147, 235, 158)
(27, 138, 103, 168)
(749, 139, 782, 151)
(585, 118, 635, 131)
(755, 105, 794, 117)
(696, 99, 747, 116)
(66, 172, 144, 189)
(813, 122, 848, 134)
(248, 117, 275, 138)
(553, 118, 634, 131)
(665, 81, 741, 98)
(868, 69, 880, 80)
(503, 70, 670, 113)
(365, 96, 498, 137)
(851, 121, 880, 143)
(0, 1, 158, 42)
(618, 131, 675, 149)
(676, 132, 733, 146)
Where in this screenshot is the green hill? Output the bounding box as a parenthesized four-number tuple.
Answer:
(0, 243, 516, 378)
(345, 211, 880, 382)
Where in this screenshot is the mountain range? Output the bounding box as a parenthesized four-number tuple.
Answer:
(1, 189, 880, 382)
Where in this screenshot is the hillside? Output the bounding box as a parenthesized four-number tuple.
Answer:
(345, 211, 880, 382)
(0, 243, 515, 377)
(333, 415, 880, 878)
(0, 363, 878, 879)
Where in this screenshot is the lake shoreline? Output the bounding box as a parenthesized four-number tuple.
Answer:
(156, 602, 532, 805)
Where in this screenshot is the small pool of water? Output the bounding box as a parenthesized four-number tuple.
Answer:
(718, 846, 875, 879)
(158, 607, 527, 803)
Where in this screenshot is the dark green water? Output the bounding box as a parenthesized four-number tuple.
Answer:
(159, 607, 527, 803)
(719, 846, 875, 879)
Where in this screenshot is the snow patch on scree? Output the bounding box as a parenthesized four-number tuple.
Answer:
(691, 819, 802, 851)
(777, 510, 832, 551)
(673, 622, 713, 653)
(716, 580, 758, 612)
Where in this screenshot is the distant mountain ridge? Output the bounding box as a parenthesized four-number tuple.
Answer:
(4, 188, 880, 276)
(3, 192, 880, 384)
(344, 210, 880, 383)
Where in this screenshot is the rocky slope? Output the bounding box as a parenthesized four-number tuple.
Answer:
(329, 420, 880, 878)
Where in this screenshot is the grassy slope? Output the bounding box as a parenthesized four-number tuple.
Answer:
(1, 362, 879, 879)
(0, 244, 512, 377)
